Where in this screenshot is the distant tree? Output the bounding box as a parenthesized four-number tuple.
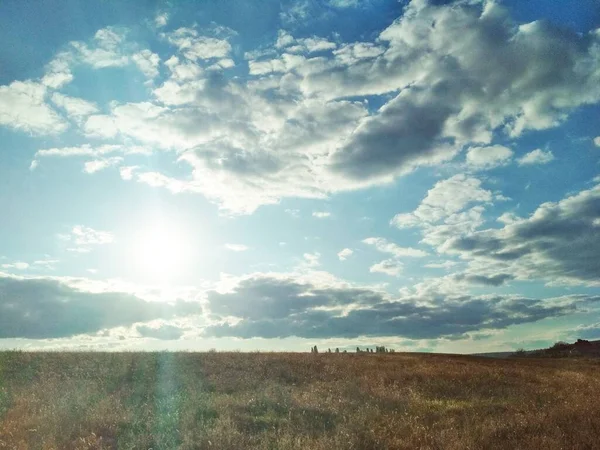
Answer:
(513, 348, 527, 357)
(356, 347, 361, 353)
(343, 350, 347, 353)
(314, 345, 319, 353)
(335, 348, 340, 353)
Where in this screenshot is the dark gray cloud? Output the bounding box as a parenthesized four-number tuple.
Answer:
(204, 274, 598, 339)
(0, 276, 200, 338)
(331, 86, 457, 179)
(454, 273, 515, 287)
(444, 183, 600, 285)
(207, 276, 383, 320)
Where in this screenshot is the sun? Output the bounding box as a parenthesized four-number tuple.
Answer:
(131, 220, 190, 284)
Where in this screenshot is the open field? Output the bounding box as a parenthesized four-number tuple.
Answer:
(1, 352, 600, 449)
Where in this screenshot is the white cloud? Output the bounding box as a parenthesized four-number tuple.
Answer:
(83, 157, 123, 174)
(276, 30, 295, 49)
(33, 144, 147, 170)
(594, 137, 600, 147)
(119, 166, 138, 180)
(51, 92, 99, 120)
(22, 1, 600, 215)
(329, 0, 359, 7)
(164, 56, 203, 82)
(337, 248, 353, 261)
(165, 28, 232, 61)
(391, 175, 493, 228)
(155, 12, 169, 28)
(312, 211, 331, 218)
(71, 27, 129, 68)
(0, 81, 67, 134)
(302, 252, 321, 268)
(41, 51, 74, 89)
(132, 50, 160, 79)
(517, 149, 555, 166)
(1, 262, 30, 270)
(60, 225, 114, 253)
(466, 145, 513, 170)
(280, 1, 312, 25)
(224, 244, 249, 252)
(370, 259, 403, 277)
(363, 237, 428, 258)
(32, 259, 59, 269)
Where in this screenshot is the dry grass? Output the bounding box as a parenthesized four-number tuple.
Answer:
(1, 351, 600, 449)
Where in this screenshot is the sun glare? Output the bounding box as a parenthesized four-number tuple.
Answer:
(131, 220, 190, 284)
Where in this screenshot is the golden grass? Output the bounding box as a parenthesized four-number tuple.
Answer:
(1, 351, 600, 449)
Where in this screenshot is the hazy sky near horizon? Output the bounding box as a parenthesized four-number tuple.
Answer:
(1, 0, 600, 353)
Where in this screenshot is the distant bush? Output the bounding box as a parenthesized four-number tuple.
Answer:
(551, 341, 571, 350)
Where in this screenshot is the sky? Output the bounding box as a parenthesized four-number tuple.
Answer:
(1, 0, 600, 353)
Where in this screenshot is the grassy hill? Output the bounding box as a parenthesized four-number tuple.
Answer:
(1, 351, 600, 449)
(513, 339, 600, 358)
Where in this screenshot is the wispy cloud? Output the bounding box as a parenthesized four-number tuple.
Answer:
(362, 237, 427, 258)
(59, 225, 114, 253)
(517, 149, 555, 166)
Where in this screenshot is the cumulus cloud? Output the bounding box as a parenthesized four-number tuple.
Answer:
(337, 248, 353, 261)
(17, 0, 600, 213)
(71, 27, 130, 68)
(0, 81, 67, 134)
(391, 174, 493, 228)
(204, 272, 599, 339)
(164, 27, 232, 61)
(302, 252, 321, 268)
(443, 182, 600, 286)
(466, 145, 513, 170)
(594, 137, 600, 147)
(83, 157, 124, 174)
(369, 259, 403, 277)
(0, 274, 200, 338)
(132, 49, 161, 79)
(51, 93, 99, 120)
(517, 149, 555, 166)
(155, 12, 169, 28)
(59, 225, 114, 253)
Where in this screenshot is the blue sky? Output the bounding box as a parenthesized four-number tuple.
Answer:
(1, 0, 599, 352)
